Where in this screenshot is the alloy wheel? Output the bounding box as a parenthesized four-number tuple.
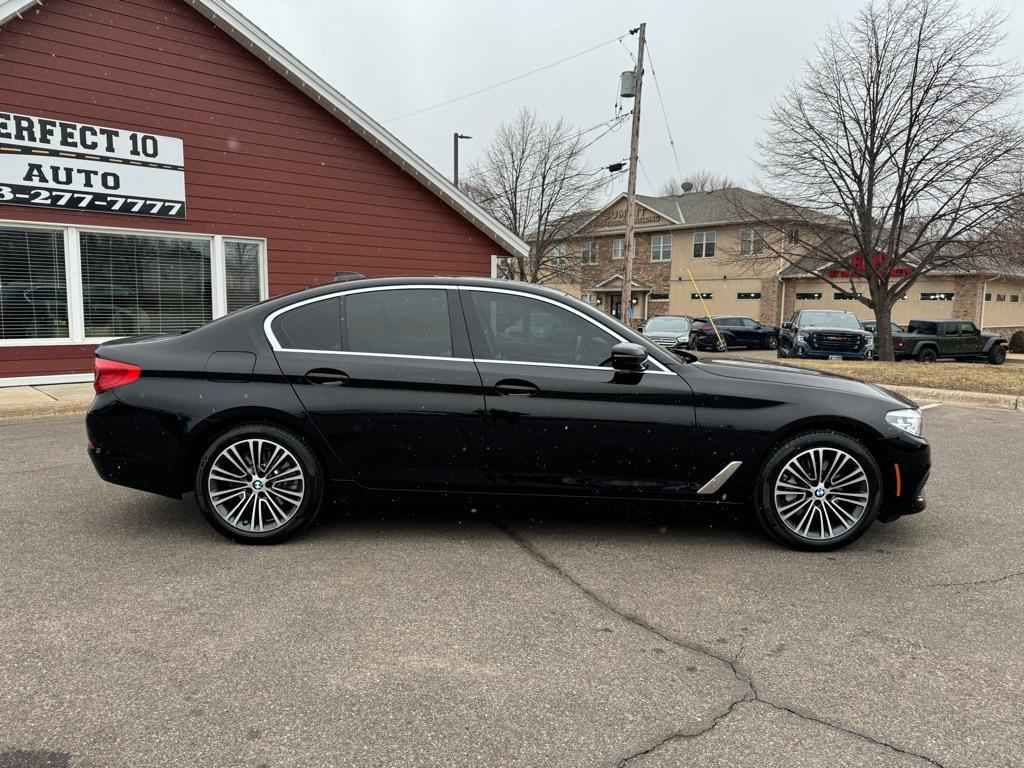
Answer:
(207, 438, 305, 533)
(773, 447, 869, 541)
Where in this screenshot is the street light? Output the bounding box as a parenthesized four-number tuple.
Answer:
(453, 132, 472, 188)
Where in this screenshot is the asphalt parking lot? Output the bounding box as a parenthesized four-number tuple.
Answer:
(1, 407, 1022, 768)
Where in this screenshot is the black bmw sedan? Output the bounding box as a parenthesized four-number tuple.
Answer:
(86, 277, 930, 550)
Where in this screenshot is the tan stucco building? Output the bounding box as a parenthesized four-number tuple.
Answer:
(553, 188, 1024, 337)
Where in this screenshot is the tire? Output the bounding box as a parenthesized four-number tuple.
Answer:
(916, 347, 938, 363)
(988, 345, 1007, 365)
(777, 344, 789, 359)
(765, 335, 779, 350)
(754, 431, 883, 551)
(687, 335, 699, 351)
(194, 423, 325, 544)
(714, 339, 728, 353)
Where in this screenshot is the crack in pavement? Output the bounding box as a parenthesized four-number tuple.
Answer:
(493, 520, 950, 768)
(926, 569, 1024, 588)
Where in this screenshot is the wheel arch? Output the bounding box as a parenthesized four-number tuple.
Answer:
(178, 407, 345, 494)
(753, 415, 896, 503)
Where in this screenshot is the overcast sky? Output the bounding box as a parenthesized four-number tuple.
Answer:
(232, 0, 1024, 200)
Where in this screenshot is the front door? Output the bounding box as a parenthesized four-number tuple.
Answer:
(460, 288, 698, 496)
(269, 286, 485, 491)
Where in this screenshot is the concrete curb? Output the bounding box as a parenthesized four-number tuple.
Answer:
(884, 384, 1021, 411)
(0, 399, 93, 422)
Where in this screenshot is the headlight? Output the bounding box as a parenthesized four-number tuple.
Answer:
(677, 335, 688, 343)
(864, 336, 874, 347)
(796, 332, 808, 343)
(886, 408, 922, 436)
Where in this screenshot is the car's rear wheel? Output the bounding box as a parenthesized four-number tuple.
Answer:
(765, 335, 779, 350)
(754, 431, 882, 550)
(988, 345, 1007, 365)
(195, 424, 324, 544)
(917, 347, 938, 363)
(714, 338, 728, 352)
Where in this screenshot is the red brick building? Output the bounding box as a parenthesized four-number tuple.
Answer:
(0, 0, 525, 384)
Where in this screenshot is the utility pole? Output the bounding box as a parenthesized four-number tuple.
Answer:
(620, 23, 645, 327)
(453, 132, 471, 188)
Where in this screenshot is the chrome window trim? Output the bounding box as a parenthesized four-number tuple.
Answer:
(263, 283, 674, 374)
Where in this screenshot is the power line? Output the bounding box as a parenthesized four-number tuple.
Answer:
(455, 113, 630, 188)
(638, 157, 656, 195)
(644, 41, 684, 184)
(384, 34, 629, 123)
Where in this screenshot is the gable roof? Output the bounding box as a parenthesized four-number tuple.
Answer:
(0, 0, 528, 259)
(572, 187, 793, 235)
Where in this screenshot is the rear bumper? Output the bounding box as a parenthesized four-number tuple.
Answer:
(86, 393, 184, 498)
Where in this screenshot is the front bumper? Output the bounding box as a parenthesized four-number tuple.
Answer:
(794, 346, 873, 361)
(876, 433, 931, 522)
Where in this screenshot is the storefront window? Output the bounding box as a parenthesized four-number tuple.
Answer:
(0, 227, 68, 340)
(225, 240, 263, 313)
(80, 232, 212, 336)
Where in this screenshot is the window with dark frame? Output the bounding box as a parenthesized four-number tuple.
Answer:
(691, 292, 713, 300)
(649, 292, 669, 301)
(922, 292, 956, 301)
(995, 293, 1006, 302)
(834, 291, 862, 301)
(736, 292, 761, 300)
(1011, 294, 1020, 303)
(581, 240, 599, 265)
(795, 292, 822, 301)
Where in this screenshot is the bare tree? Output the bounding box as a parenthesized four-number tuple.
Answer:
(658, 170, 734, 196)
(747, 0, 1024, 360)
(461, 109, 613, 284)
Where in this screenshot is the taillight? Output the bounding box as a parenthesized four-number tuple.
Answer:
(94, 357, 142, 393)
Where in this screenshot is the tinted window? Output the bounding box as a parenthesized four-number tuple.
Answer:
(798, 311, 861, 330)
(644, 316, 689, 333)
(346, 289, 452, 357)
(741, 318, 759, 328)
(959, 322, 978, 335)
(273, 297, 342, 351)
(944, 323, 959, 336)
(468, 291, 616, 367)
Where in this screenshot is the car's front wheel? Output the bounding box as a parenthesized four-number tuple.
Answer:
(988, 345, 1007, 365)
(765, 335, 779, 350)
(194, 424, 324, 544)
(754, 431, 883, 550)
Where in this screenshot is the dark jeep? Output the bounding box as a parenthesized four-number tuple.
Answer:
(893, 320, 1007, 364)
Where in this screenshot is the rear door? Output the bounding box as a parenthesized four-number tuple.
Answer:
(268, 286, 485, 491)
(460, 287, 698, 496)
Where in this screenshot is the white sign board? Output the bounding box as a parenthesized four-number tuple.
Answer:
(0, 112, 186, 219)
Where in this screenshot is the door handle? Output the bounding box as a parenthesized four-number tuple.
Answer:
(306, 368, 350, 386)
(494, 379, 539, 397)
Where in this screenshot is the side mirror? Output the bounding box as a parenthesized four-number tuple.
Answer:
(611, 342, 648, 372)
(636, 326, 644, 333)
(782, 322, 793, 330)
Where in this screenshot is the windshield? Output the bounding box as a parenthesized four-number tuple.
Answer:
(645, 316, 689, 333)
(799, 311, 862, 330)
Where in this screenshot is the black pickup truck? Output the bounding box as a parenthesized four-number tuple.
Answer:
(893, 320, 1007, 364)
